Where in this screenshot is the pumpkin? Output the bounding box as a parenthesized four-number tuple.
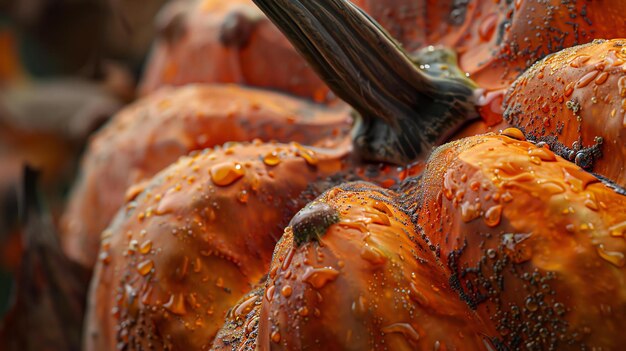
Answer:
(504, 39, 626, 186)
(81, 0, 626, 350)
(61, 84, 352, 268)
(139, 0, 331, 101)
(209, 132, 626, 350)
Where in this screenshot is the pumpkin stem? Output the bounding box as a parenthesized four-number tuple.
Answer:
(251, 0, 479, 164)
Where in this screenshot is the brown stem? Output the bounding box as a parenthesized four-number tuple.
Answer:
(251, 0, 478, 164)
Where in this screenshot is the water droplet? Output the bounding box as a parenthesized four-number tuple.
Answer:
(271, 330, 281, 343)
(525, 297, 539, 312)
(360, 244, 387, 265)
(281, 285, 293, 297)
(263, 152, 281, 166)
(584, 198, 598, 211)
(528, 147, 556, 161)
(302, 266, 339, 289)
(564, 82, 575, 97)
(484, 205, 503, 227)
(163, 293, 187, 315)
(461, 201, 481, 223)
(137, 259, 154, 276)
(562, 166, 599, 192)
(292, 142, 319, 166)
(576, 70, 599, 88)
(99, 251, 111, 264)
(501, 128, 525, 141)
(366, 211, 391, 226)
(237, 189, 249, 203)
(609, 221, 626, 237)
(139, 240, 152, 254)
(210, 162, 245, 186)
(486, 249, 497, 259)
(596, 244, 625, 268)
(381, 323, 420, 344)
(265, 285, 275, 302)
(618, 76, 626, 97)
(570, 55, 591, 68)
(298, 306, 309, 316)
(595, 71, 609, 85)
(554, 302, 566, 316)
(234, 295, 258, 317)
(125, 182, 147, 202)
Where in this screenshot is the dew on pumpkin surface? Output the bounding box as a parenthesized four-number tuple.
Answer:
(297, 306, 309, 316)
(292, 142, 319, 166)
(569, 55, 591, 68)
(618, 76, 626, 97)
(280, 285, 292, 297)
(234, 295, 258, 317)
(525, 297, 539, 312)
(528, 147, 556, 161)
(265, 285, 275, 302)
(271, 330, 281, 343)
(137, 259, 154, 276)
(596, 244, 625, 268)
(302, 266, 339, 289)
(360, 243, 387, 265)
(561, 166, 599, 192)
(140, 285, 156, 305)
(595, 71, 609, 85)
(381, 323, 420, 344)
(139, 240, 152, 254)
(461, 201, 481, 223)
(576, 70, 599, 88)
(339, 220, 368, 233)
(365, 211, 391, 226)
(163, 293, 187, 315)
(210, 162, 245, 186)
(609, 221, 626, 237)
(237, 189, 249, 203)
(262, 152, 281, 166)
(484, 205, 503, 227)
(501, 127, 526, 141)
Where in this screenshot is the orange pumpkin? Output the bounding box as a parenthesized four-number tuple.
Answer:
(62, 85, 352, 268)
(80, 0, 626, 350)
(504, 39, 626, 186)
(139, 0, 331, 101)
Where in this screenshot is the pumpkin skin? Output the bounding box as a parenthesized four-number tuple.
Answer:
(336, 0, 626, 91)
(139, 0, 331, 101)
(83, 138, 420, 350)
(83, 141, 348, 350)
(417, 133, 626, 349)
(82, 0, 626, 350)
(208, 133, 626, 351)
(61, 84, 351, 268)
(253, 182, 494, 350)
(504, 39, 626, 186)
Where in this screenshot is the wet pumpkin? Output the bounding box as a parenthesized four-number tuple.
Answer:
(75, 0, 626, 350)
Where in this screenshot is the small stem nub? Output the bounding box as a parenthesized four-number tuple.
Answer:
(252, 0, 478, 164)
(290, 202, 339, 246)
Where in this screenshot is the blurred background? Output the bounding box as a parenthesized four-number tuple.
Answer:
(0, 0, 168, 318)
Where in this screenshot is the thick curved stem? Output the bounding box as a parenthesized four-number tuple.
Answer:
(251, 0, 478, 164)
